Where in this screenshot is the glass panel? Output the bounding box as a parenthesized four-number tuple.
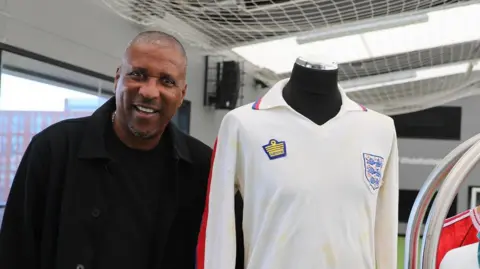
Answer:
(0, 51, 114, 204)
(171, 100, 191, 134)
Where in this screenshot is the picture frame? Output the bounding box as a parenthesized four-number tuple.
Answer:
(468, 186, 480, 209)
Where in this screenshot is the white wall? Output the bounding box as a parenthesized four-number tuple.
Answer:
(396, 94, 480, 234)
(185, 48, 263, 144)
(0, 0, 135, 75)
(0, 0, 262, 147)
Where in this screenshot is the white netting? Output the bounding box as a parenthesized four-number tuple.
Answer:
(101, 0, 480, 115)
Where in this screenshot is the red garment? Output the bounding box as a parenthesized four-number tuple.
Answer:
(436, 207, 480, 269)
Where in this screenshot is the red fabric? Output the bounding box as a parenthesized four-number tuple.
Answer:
(436, 209, 480, 269)
(196, 139, 218, 269)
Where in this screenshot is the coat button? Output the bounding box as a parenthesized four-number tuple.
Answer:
(76, 264, 85, 269)
(91, 208, 101, 218)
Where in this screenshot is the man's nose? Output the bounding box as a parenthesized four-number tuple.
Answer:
(138, 77, 159, 98)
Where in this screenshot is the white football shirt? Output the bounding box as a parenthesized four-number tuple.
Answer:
(440, 243, 480, 269)
(197, 79, 399, 269)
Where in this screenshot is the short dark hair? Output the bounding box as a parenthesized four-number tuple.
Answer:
(125, 30, 187, 63)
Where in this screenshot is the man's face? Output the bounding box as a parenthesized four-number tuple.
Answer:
(114, 42, 187, 139)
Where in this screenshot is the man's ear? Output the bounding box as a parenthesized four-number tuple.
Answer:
(113, 66, 121, 93)
(115, 66, 121, 79)
(181, 84, 187, 99)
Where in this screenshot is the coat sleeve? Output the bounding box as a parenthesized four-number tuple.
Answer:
(0, 135, 50, 268)
(197, 113, 240, 269)
(375, 128, 399, 269)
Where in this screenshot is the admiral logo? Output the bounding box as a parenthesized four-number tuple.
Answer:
(263, 139, 287, 160)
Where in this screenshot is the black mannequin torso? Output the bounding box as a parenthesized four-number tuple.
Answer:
(282, 58, 342, 126)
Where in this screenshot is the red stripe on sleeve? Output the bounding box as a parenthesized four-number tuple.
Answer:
(197, 138, 218, 269)
(443, 210, 470, 226)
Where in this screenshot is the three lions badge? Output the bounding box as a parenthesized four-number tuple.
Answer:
(363, 153, 385, 191)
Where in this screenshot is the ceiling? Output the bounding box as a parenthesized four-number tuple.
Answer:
(126, 0, 470, 49)
(278, 40, 480, 81)
(101, 0, 480, 114)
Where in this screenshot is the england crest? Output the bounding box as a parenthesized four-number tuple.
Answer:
(362, 153, 385, 191)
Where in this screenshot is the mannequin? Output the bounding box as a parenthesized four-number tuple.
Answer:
(439, 242, 480, 269)
(197, 56, 398, 269)
(282, 57, 342, 125)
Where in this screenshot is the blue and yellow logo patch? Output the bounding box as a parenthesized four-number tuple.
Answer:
(262, 139, 287, 160)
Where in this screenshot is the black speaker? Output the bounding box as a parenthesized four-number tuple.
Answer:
(215, 61, 241, 110)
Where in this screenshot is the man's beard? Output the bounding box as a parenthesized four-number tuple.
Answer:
(128, 123, 157, 140)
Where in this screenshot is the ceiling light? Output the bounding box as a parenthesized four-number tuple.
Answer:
(296, 14, 429, 45)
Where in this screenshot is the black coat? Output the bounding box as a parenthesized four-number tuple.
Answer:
(0, 98, 219, 269)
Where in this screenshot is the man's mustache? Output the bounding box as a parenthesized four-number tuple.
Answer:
(132, 97, 162, 110)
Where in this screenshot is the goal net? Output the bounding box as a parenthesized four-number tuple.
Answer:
(101, 0, 480, 115)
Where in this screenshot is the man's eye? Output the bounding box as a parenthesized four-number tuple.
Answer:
(128, 71, 144, 79)
(161, 77, 176, 86)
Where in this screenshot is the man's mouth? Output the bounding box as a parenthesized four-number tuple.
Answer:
(132, 105, 159, 114)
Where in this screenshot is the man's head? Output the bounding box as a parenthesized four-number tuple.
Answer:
(114, 30, 187, 141)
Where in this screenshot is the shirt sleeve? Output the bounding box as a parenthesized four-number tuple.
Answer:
(197, 113, 240, 269)
(375, 127, 399, 269)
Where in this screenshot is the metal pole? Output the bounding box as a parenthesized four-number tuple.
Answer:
(421, 139, 480, 269)
(404, 133, 480, 269)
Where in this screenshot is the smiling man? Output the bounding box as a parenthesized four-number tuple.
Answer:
(0, 31, 212, 269)
(114, 32, 189, 148)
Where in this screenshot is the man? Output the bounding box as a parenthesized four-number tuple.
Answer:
(0, 31, 212, 269)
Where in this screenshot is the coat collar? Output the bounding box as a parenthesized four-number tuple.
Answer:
(77, 97, 192, 162)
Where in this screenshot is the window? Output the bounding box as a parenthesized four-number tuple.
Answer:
(171, 100, 191, 134)
(0, 50, 113, 204)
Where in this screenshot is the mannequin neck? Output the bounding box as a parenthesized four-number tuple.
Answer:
(287, 63, 340, 94)
(282, 63, 342, 126)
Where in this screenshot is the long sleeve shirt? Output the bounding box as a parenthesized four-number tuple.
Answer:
(197, 79, 399, 269)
